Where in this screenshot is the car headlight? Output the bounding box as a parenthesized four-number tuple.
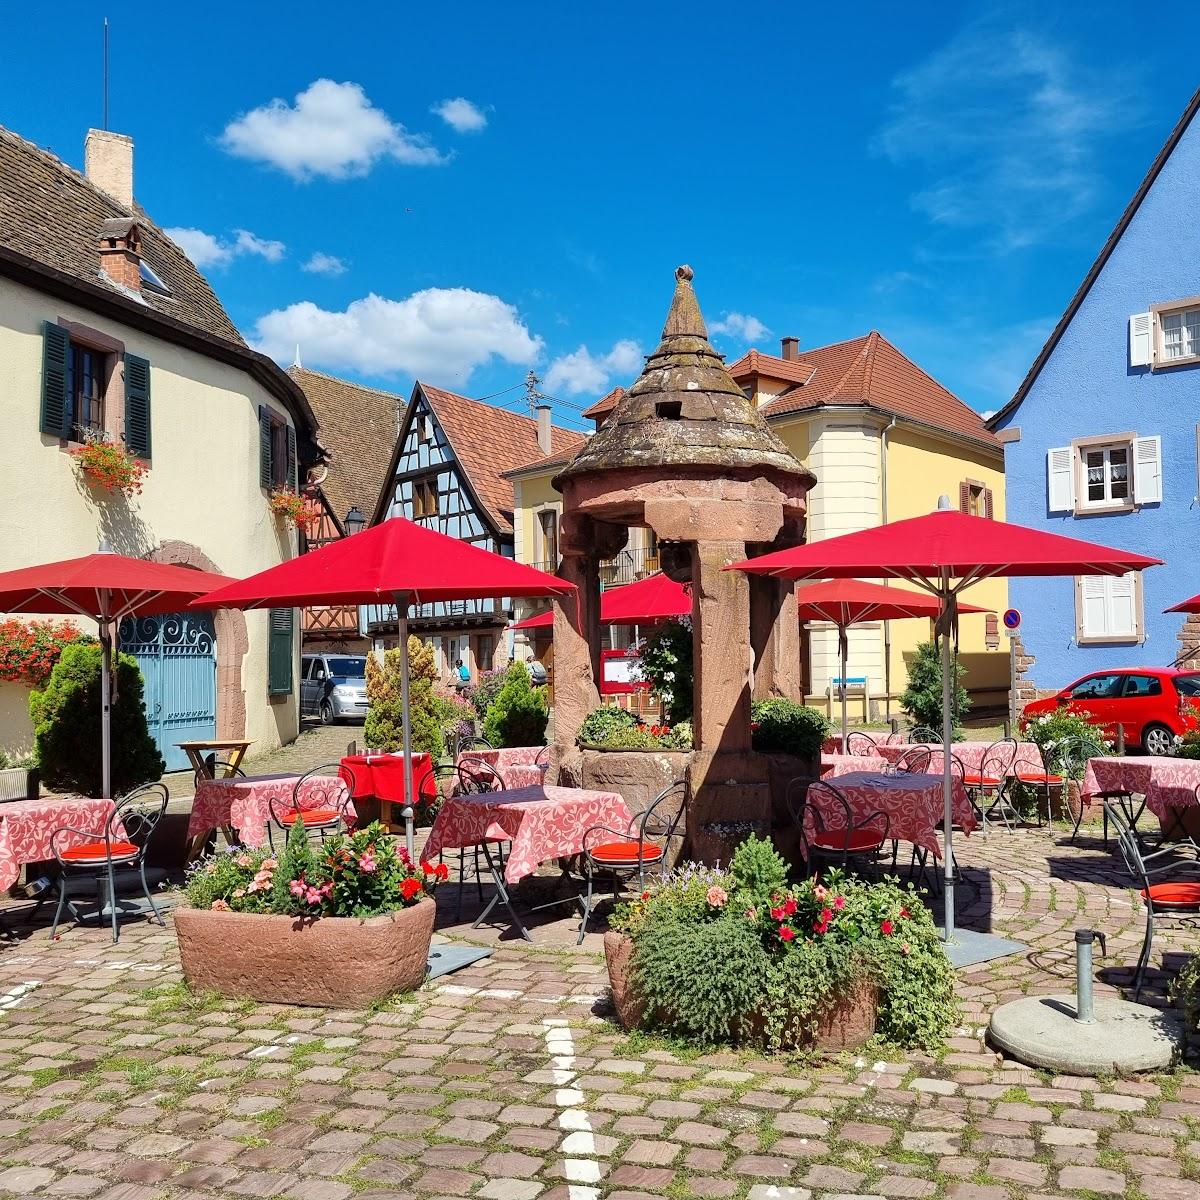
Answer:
(332, 684, 356, 697)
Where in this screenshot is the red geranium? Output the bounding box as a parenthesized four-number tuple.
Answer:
(880, 919, 894, 936)
(778, 925, 795, 942)
(399, 877, 422, 901)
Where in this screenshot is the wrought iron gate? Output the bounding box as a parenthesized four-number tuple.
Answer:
(118, 610, 216, 773)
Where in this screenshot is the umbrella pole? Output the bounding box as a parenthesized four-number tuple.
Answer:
(100, 591, 112, 800)
(395, 595, 416, 861)
(839, 625, 849, 753)
(940, 570, 956, 943)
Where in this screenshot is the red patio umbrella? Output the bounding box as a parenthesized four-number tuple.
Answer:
(0, 549, 235, 798)
(1164, 594, 1200, 614)
(731, 500, 1161, 942)
(793, 579, 990, 752)
(193, 517, 574, 855)
(511, 571, 690, 631)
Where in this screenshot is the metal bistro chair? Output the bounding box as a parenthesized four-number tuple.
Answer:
(908, 754, 968, 893)
(964, 738, 1019, 831)
(894, 745, 933, 775)
(846, 731, 878, 757)
(50, 782, 169, 943)
(535, 745, 550, 768)
(1013, 740, 1063, 830)
(1107, 799, 1200, 1001)
(908, 726, 940, 744)
(456, 734, 494, 757)
(578, 781, 687, 943)
(789, 778, 890, 880)
(446, 757, 508, 921)
(194, 760, 245, 790)
(269, 762, 355, 845)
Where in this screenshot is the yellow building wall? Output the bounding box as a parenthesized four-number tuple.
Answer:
(0, 274, 300, 756)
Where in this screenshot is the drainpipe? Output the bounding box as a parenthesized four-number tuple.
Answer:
(880, 416, 898, 719)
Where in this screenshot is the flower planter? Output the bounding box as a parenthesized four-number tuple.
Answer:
(174, 900, 435, 1008)
(603, 930, 877, 1051)
(0, 766, 39, 802)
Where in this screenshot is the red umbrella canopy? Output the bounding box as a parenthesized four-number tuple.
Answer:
(511, 572, 690, 631)
(0, 553, 235, 622)
(793, 578, 990, 624)
(193, 516, 575, 610)
(1165, 594, 1200, 614)
(732, 508, 1161, 584)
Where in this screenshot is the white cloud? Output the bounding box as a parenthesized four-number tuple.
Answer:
(221, 79, 445, 180)
(432, 97, 487, 133)
(545, 339, 643, 396)
(876, 20, 1142, 249)
(302, 251, 348, 276)
(709, 312, 770, 343)
(165, 226, 285, 269)
(250, 287, 543, 382)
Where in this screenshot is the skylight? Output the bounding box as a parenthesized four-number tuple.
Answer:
(139, 259, 170, 295)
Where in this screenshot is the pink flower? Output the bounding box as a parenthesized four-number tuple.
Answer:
(744, 907, 757, 921)
(705, 886, 728, 908)
(359, 852, 377, 874)
(235, 853, 253, 868)
(813, 919, 829, 935)
(820, 907, 833, 924)
(210, 899, 230, 911)
(833, 895, 846, 911)
(289, 879, 306, 898)
(232, 888, 246, 899)
(261, 859, 278, 870)
(813, 883, 827, 902)
(778, 925, 795, 942)
(901, 941, 911, 955)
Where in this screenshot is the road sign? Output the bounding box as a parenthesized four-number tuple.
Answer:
(1002, 608, 1022, 631)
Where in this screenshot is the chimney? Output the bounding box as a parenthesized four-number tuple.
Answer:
(98, 217, 143, 293)
(780, 336, 800, 361)
(85, 129, 134, 210)
(535, 402, 553, 455)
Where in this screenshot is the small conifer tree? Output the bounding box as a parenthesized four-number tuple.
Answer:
(482, 662, 549, 748)
(364, 636, 445, 759)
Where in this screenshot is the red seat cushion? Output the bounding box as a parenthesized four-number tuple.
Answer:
(963, 774, 1001, 787)
(590, 840, 664, 866)
(1142, 882, 1200, 909)
(60, 840, 139, 863)
(810, 829, 884, 853)
(279, 808, 341, 826)
(1017, 772, 1062, 784)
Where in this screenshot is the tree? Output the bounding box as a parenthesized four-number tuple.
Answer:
(364, 638, 445, 759)
(900, 640, 970, 737)
(482, 662, 549, 748)
(29, 641, 164, 797)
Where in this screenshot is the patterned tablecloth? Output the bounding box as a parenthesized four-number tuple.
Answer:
(821, 733, 907, 755)
(0, 797, 119, 891)
(1081, 756, 1200, 819)
(189, 774, 357, 848)
(875, 740, 1043, 775)
(423, 784, 634, 885)
(813, 770, 976, 857)
(457, 749, 548, 790)
(821, 753, 891, 778)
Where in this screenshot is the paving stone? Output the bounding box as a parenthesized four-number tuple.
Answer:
(1057, 1166, 1128, 1194)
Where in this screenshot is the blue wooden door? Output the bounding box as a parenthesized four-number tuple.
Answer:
(119, 611, 216, 772)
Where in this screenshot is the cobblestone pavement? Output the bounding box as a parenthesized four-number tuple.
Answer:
(0, 825, 1196, 1200)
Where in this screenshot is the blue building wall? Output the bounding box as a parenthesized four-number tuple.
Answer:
(993, 105, 1200, 692)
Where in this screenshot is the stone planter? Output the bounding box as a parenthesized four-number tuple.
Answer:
(174, 900, 435, 1008)
(759, 752, 820, 864)
(580, 749, 690, 862)
(0, 766, 39, 802)
(603, 931, 877, 1051)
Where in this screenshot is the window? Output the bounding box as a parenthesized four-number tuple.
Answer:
(1132, 301, 1200, 368)
(1047, 434, 1161, 514)
(959, 480, 993, 518)
(1082, 443, 1129, 508)
(1076, 573, 1142, 644)
(1123, 674, 1162, 698)
(138, 259, 171, 295)
(417, 414, 431, 443)
(1174, 675, 1200, 699)
(1161, 307, 1200, 362)
(67, 344, 104, 437)
(259, 406, 296, 490)
(536, 508, 559, 568)
(1069, 673, 1123, 700)
(413, 479, 439, 518)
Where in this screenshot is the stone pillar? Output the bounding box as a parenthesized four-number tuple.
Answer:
(691, 539, 752, 752)
(749, 575, 802, 702)
(1176, 614, 1200, 671)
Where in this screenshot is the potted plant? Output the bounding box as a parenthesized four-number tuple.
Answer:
(175, 820, 447, 1007)
(605, 836, 958, 1052)
(0, 751, 38, 802)
(1019, 708, 1109, 822)
(268, 486, 322, 531)
(69, 431, 147, 497)
(577, 707, 692, 752)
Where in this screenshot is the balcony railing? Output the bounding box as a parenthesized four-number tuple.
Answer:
(599, 545, 660, 589)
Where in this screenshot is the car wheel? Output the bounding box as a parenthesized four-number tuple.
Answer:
(1143, 723, 1174, 756)
(319, 699, 336, 726)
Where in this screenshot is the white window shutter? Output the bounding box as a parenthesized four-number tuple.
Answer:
(1129, 313, 1153, 367)
(1107, 574, 1137, 638)
(1047, 447, 1075, 513)
(1080, 576, 1108, 637)
(1133, 435, 1162, 504)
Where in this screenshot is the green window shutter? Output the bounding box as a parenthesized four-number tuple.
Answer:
(259, 406, 273, 489)
(286, 424, 297, 490)
(124, 353, 152, 458)
(267, 607, 294, 695)
(40, 322, 70, 438)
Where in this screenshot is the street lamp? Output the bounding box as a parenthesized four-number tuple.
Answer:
(344, 506, 366, 536)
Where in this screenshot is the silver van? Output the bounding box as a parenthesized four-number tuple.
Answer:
(301, 654, 368, 723)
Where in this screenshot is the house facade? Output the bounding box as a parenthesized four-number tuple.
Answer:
(0, 126, 322, 767)
(366, 381, 582, 682)
(988, 87, 1200, 699)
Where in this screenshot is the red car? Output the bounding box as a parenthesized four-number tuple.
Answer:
(1022, 667, 1200, 755)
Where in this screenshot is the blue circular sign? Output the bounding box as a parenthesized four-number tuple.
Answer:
(1003, 608, 1022, 630)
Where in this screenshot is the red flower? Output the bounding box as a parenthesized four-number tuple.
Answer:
(769, 906, 785, 921)
(813, 920, 829, 935)
(833, 895, 846, 911)
(820, 907, 833, 924)
(880, 919, 894, 936)
(782, 897, 798, 917)
(399, 878, 422, 901)
(421, 860, 436, 874)
(778, 925, 795, 942)
(435, 863, 450, 882)
(899, 907, 909, 919)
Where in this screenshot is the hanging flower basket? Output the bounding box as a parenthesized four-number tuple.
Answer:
(70, 433, 146, 497)
(268, 487, 322, 531)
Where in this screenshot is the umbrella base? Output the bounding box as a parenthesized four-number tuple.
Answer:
(426, 940, 492, 979)
(938, 927, 1027, 968)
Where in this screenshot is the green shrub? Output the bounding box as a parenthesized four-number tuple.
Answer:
(29, 642, 163, 797)
(1019, 707, 1108, 778)
(579, 706, 639, 745)
(900, 640, 970, 738)
(1168, 953, 1200, 1030)
(578, 706, 693, 750)
(751, 699, 829, 757)
(482, 662, 548, 748)
(638, 619, 693, 723)
(365, 637, 444, 759)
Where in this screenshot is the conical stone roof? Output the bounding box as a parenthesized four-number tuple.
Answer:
(554, 265, 814, 489)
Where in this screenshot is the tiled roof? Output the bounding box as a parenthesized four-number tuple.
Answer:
(419, 384, 587, 533)
(288, 367, 401, 522)
(0, 125, 243, 344)
(753, 333, 999, 449)
(580, 386, 624, 421)
(726, 348, 817, 386)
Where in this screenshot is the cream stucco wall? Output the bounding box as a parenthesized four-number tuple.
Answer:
(0, 274, 300, 757)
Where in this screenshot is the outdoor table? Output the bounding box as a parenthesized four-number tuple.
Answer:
(874, 740, 1043, 775)
(340, 752, 432, 833)
(177, 739, 254, 779)
(189, 773, 357, 850)
(821, 753, 891, 778)
(456, 748, 548, 790)
(821, 733, 906, 755)
(1081, 756, 1200, 837)
(817, 770, 975, 858)
(0, 797, 119, 891)
(423, 783, 633, 940)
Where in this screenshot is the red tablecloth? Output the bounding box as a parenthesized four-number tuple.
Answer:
(875, 740, 1043, 775)
(1081, 756, 1200, 819)
(189, 774, 357, 848)
(0, 798, 120, 891)
(821, 753, 891, 778)
(341, 753, 432, 802)
(813, 770, 975, 857)
(423, 784, 634, 884)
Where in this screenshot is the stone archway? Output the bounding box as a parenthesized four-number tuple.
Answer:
(147, 540, 248, 739)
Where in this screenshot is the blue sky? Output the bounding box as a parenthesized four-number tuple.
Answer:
(6, 2, 1197, 430)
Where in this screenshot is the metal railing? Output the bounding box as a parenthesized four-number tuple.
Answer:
(599, 545, 660, 588)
